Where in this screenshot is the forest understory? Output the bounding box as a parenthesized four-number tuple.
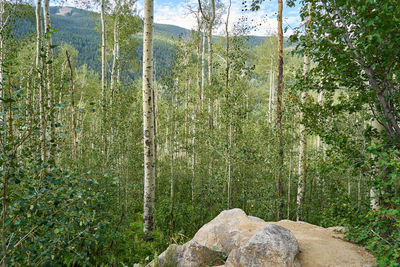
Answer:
(0, 0, 399, 266)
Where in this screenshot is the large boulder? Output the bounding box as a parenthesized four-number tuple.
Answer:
(225, 224, 300, 267)
(148, 209, 301, 267)
(148, 240, 226, 267)
(192, 208, 266, 254)
(147, 208, 376, 267)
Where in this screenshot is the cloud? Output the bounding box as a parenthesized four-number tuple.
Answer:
(155, 1, 198, 29)
(150, 0, 301, 37)
(51, 0, 301, 36)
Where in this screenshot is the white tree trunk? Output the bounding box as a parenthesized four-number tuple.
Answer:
(296, 3, 311, 222)
(36, 0, 46, 165)
(296, 90, 307, 221)
(100, 0, 108, 158)
(142, 0, 155, 240)
(370, 119, 383, 211)
(111, 6, 120, 103)
(43, 0, 55, 161)
(201, 28, 206, 109)
(66, 51, 77, 156)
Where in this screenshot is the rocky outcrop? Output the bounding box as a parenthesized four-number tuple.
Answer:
(192, 208, 266, 255)
(148, 240, 226, 267)
(148, 208, 376, 267)
(150, 209, 300, 267)
(248, 215, 265, 222)
(225, 224, 300, 267)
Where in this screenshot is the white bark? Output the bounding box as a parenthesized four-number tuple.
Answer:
(101, 0, 106, 105)
(111, 5, 120, 103)
(201, 28, 206, 108)
(317, 91, 323, 151)
(370, 119, 383, 211)
(66, 51, 77, 156)
(287, 151, 292, 219)
(268, 67, 273, 125)
(36, 0, 46, 164)
(142, 0, 155, 240)
(43, 0, 55, 161)
(100, 0, 108, 158)
(297, 6, 311, 220)
(296, 90, 307, 221)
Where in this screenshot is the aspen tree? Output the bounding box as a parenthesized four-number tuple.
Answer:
(36, 0, 47, 165)
(100, 0, 107, 157)
(201, 29, 206, 107)
(268, 66, 273, 125)
(297, 3, 311, 221)
(169, 88, 176, 233)
(276, 0, 284, 220)
(66, 51, 77, 155)
(192, 8, 202, 203)
(316, 92, 323, 150)
(196, 8, 202, 111)
(43, 0, 54, 161)
(198, 0, 216, 189)
(153, 59, 158, 188)
(370, 119, 383, 211)
(225, 0, 232, 209)
(142, 0, 155, 240)
(296, 92, 307, 221)
(110, 0, 120, 103)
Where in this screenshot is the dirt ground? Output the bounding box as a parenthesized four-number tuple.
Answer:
(274, 220, 377, 267)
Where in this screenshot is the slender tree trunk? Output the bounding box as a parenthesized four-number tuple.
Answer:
(225, 0, 232, 209)
(111, 7, 120, 104)
(169, 91, 175, 233)
(153, 61, 158, 187)
(370, 119, 383, 211)
(207, 24, 213, 130)
(297, 89, 309, 221)
(268, 67, 273, 125)
(2, 77, 13, 267)
(192, 109, 196, 204)
(100, 0, 108, 157)
(193, 10, 202, 204)
(316, 91, 323, 150)
(296, 90, 307, 221)
(357, 170, 362, 210)
(0, 0, 4, 127)
(36, 0, 47, 168)
(276, 0, 284, 220)
(43, 0, 55, 162)
(297, 3, 311, 221)
(66, 51, 77, 156)
(185, 79, 189, 159)
(287, 151, 292, 219)
(196, 11, 202, 112)
(142, 0, 155, 241)
(201, 29, 206, 108)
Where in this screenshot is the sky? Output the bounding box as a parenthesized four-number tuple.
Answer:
(51, 0, 302, 36)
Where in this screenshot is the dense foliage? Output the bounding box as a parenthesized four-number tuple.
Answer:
(0, 0, 398, 266)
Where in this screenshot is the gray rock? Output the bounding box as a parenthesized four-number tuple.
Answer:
(148, 240, 226, 267)
(248, 215, 265, 222)
(192, 208, 266, 254)
(225, 224, 300, 267)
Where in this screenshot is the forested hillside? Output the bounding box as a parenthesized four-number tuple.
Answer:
(18, 6, 266, 76)
(0, 0, 399, 266)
